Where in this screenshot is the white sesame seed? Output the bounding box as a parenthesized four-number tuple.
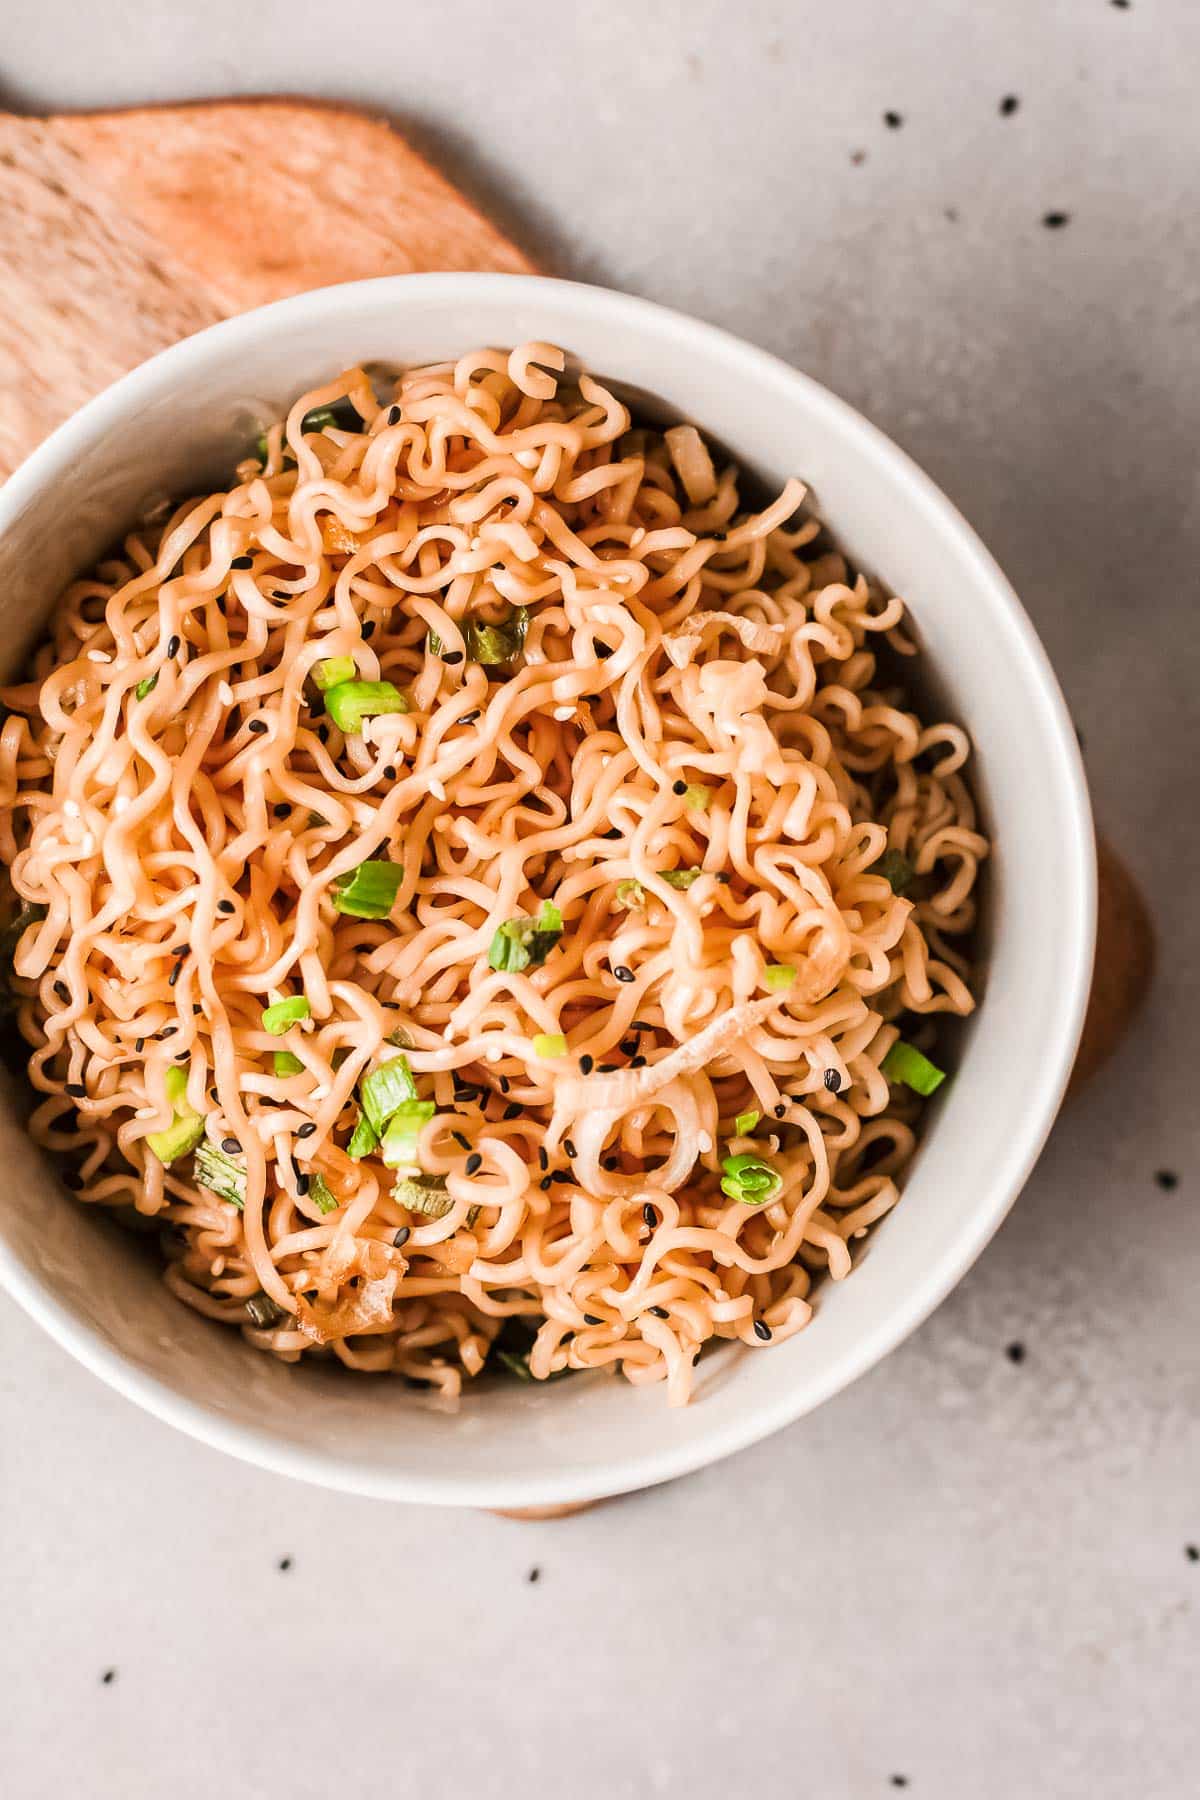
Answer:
(697, 1131, 713, 1154)
(429, 778, 446, 802)
(87, 650, 111, 664)
(63, 799, 80, 818)
(553, 706, 574, 722)
(217, 682, 234, 706)
(630, 528, 646, 547)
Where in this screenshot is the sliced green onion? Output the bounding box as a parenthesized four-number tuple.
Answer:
(331, 860, 403, 919)
(347, 1112, 380, 1160)
(360, 1054, 418, 1134)
(487, 900, 563, 973)
(392, 1172, 479, 1226)
(683, 785, 711, 811)
(532, 1033, 567, 1059)
(733, 1109, 761, 1136)
(245, 1292, 286, 1329)
(312, 656, 356, 692)
(301, 398, 363, 435)
(323, 680, 410, 735)
(380, 1099, 437, 1167)
(615, 879, 646, 910)
(309, 1173, 339, 1215)
(871, 848, 916, 895)
(881, 1039, 947, 1096)
(194, 1138, 246, 1210)
(426, 629, 443, 656)
(261, 995, 311, 1035)
(763, 964, 796, 991)
(490, 1316, 572, 1382)
(147, 1063, 205, 1164)
(466, 607, 528, 665)
(719, 1152, 784, 1205)
(385, 1025, 414, 1049)
(273, 1050, 305, 1077)
(660, 868, 703, 890)
(135, 674, 158, 701)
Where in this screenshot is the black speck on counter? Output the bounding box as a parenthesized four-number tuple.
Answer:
(1006, 1341, 1026, 1365)
(1000, 95, 1020, 116)
(884, 110, 904, 129)
(850, 149, 867, 166)
(1112, 1, 1130, 9)
(1155, 1169, 1179, 1191)
(1043, 211, 1071, 229)
(277, 1555, 293, 1572)
(527, 1566, 541, 1584)
(1185, 1545, 1199, 1563)
(101, 1668, 117, 1686)
(891, 1780, 909, 1791)
(944, 207, 960, 224)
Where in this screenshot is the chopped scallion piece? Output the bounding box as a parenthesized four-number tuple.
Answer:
(660, 868, 703, 889)
(763, 964, 796, 991)
(426, 629, 443, 656)
(135, 674, 158, 701)
(273, 1050, 305, 1077)
(261, 995, 311, 1035)
(532, 1033, 567, 1059)
(360, 1054, 418, 1134)
(323, 680, 410, 734)
(615, 879, 646, 910)
(683, 785, 711, 811)
(245, 1292, 286, 1329)
(347, 1113, 380, 1160)
(393, 1172, 479, 1225)
(881, 1039, 946, 1096)
(487, 900, 563, 973)
(331, 860, 403, 919)
(146, 1063, 205, 1165)
(871, 848, 916, 895)
(719, 1153, 783, 1205)
(309, 1174, 339, 1215)
(465, 607, 528, 665)
(380, 1099, 437, 1167)
(194, 1138, 246, 1210)
(733, 1109, 761, 1136)
(163, 1064, 189, 1108)
(301, 398, 363, 435)
(312, 656, 356, 692)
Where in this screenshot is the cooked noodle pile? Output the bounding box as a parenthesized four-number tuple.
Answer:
(0, 343, 987, 1402)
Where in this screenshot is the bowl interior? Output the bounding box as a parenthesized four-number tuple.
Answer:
(0, 276, 1094, 1505)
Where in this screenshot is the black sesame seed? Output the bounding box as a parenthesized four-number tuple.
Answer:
(386, 405, 401, 425)
(363, 620, 377, 640)
(583, 1314, 602, 1326)
(445, 1130, 467, 1151)
(166, 634, 181, 658)
(631, 1020, 653, 1033)
(160, 1026, 177, 1038)
(172, 942, 189, 957)
(597, 1063, 618, 1073)
(629, 1055, 647, 1070)
(443, 650, 464, 666)
(297, 1122, 317, 1140)
(502, 1101, 523, 1121)
(619, 1038, 639, 1056)
(217, 899, 236, 915)
(393, 1226, 411, 1248)
(175, 1049, 189, 1062)
(1000, 94, 1019, 116)
(459, 710, 482, 725)
(53, 981, 69, 1001)
(498, 1073, 511, 1094)
(579, 1054, 594, 1075)
(221, 1137, 240, 1154)
(647, 1305, 668, 1319)
(715, 871, 732, 884)
(295, 1173, 311, 1197)
(383, 764, 397, 781)
(539, 1175, 552, 1191)
(231, 555, 253, 569)
(1006, 1341, 1026, 1364)
(884, 110, 903, 129)
(248, 717, 268, 734)
(753, 1318, 773, 1342)
(613, 965, 635, 984)
(273, 803, 289, 820)
(465, 1152, 483, 1175)
(672, 780, 687, 796)
(168, 962, 182, 986)
(537, 1147, 549, 1171)
(1155, 1169, 1179, 1191)
(134, 1038, 145, 1054)
(550, 1169, 571, 1185)
(602, 1156, 619, 1172)
(643, 1202, 657, 1229)
(824, 1069, 842, 1094)
(1043, 210, 1070, 229)
(773, 1103, 786, 1119)
(563, 1139, 577, 1159)
(66, 1081, 86, 1097)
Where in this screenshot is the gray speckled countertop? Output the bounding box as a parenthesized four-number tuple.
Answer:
(2, 4, 1198, 1796)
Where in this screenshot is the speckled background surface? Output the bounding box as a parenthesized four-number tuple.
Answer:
(2, 4, 1197, 1796)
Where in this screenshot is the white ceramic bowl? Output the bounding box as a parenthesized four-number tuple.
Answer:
(0, 275, 1094, 1507)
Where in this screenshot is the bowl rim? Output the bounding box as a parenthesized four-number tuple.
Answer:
(0, 273, 1096, 1506)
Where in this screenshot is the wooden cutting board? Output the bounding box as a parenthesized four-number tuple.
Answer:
(0, 102, 1151, 1146)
